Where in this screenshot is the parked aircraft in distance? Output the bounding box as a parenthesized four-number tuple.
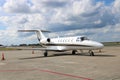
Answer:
(18, 30, 104, 57)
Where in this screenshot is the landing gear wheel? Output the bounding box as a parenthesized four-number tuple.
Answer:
(89, 50, 94, 56)
(72, 50, 76, 55)
(44, 51, 48, 57)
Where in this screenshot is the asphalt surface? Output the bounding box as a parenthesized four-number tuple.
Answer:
(0, 46, 120, 80)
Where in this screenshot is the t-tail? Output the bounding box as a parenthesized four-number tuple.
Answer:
(18, 30, 50, 42)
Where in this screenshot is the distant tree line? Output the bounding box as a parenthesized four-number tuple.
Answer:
(19, 43, 40, 46)
(102, 42, 120, 46)
(0, 44, 3, 46)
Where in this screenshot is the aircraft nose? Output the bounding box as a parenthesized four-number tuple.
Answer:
(88, 40, 104, 49)
(95, 42, 104, 48)
(82, 40, 104, 49)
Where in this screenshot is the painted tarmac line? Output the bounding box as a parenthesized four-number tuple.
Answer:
(0, 68, 93, 80)
(38, 69, 93, 80)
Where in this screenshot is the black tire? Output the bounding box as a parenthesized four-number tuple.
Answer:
(44, 51, 48, 57)
(72, 50, 76, 55)
(90, 51, 94, 56)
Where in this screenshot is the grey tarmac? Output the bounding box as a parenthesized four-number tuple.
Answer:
(0, 46, 120, 80)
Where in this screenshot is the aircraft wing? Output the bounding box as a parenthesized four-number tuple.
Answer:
(10, 46, 67, 51)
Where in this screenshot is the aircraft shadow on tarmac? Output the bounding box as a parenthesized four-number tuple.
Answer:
(19, 52, 116, 60)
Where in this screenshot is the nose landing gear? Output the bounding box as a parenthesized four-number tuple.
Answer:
(89, 50, 94, 56)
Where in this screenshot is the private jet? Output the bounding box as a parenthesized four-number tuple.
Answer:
(18, 30, 104, 57)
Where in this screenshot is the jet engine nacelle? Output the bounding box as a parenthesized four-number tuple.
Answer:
(47, 38, 51, 42)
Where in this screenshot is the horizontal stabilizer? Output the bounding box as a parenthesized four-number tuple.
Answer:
(18, 29, 50, 41)
(18, 30, 50, 32)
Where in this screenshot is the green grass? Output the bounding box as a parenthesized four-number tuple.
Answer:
(0, 47, 21, 51)
(102, 42, 120, 46)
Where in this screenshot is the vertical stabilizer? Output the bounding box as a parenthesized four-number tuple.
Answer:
(35, 30, 46, 41)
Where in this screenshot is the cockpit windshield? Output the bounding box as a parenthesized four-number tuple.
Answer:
(76, 36, 89, 42)
(81, 37, 89, 41)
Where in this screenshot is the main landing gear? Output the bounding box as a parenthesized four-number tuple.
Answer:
(89, 50, 94, 56)
(72, 50, 77, 55)
(44, 51, 48, 57)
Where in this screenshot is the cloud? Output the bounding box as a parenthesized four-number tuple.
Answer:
(3, 0, 31, 13)
(42, 0, 67, 8)
(113, 0, 120, 13)
(0, 0, 120, 45)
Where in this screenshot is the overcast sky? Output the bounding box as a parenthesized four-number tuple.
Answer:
(0, 0, 120, 45)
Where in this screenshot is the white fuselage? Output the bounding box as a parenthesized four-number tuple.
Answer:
(40, 36, 104, 51)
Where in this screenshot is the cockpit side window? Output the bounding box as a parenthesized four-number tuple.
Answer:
(76, 37, 89, 42)
(81, 37, 84, 41)
(81, 37, 89, 41)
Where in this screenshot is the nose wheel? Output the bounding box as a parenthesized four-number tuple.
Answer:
(89, 50, 94, 56)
